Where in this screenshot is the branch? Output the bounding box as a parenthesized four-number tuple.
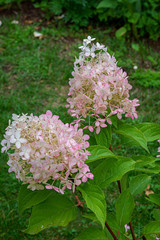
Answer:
(109, 145, 113, 151)
(116, 181, 137, 240)
(75, 195, 84, 207)
(123, 233, 132, 240)
(129, 222, 137, 240)
(111, 146, 137, 240)
(105, 221, 118, 240)
(117, 226, 121, 238)
(142, 236, 147, 240)
(117, 180, 122, 193)
(137, 235, 145, 240)
(76, 192, 118, 240)
(112, 145, 122, 151)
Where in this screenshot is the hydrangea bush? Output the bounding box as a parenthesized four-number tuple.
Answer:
(1, 37, 160, 240)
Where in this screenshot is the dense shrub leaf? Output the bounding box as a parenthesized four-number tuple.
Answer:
(104, 213, 126, 240)
(97, 0, 118, 9)
(95, 125, 112, 148)
(79, 183, 106, 228)
(146, 194, 160, 206)
(129, 174, 151, 196)
(86, 145, 114, 163)
(134, 156, 160, 173)
(24, 193, 77, 234)
(116, 189, 134, 227)
(129, 13, 140, 24)
(109, 115, 119, 128)
(93, 156, 135, 188)
(120, 173, 128, 193)
(131, 43, 140, 51)
(135, 166, 160, 174)
(74, 227, 106, 240)
(133, 155, 158, 168)
(115, 124, 149, 152)
(18, 184, 52, 214)
(115, 27, 127, 38)
(135, 123, 160, 142)
(143, 221, 160, 234)
(83, 213, 100, 224)
(152, 209, 160, 221)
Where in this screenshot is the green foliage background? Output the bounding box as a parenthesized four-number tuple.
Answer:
(0, 0, 160, 39)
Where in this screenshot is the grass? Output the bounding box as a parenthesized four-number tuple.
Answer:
(0, 14, 160, 240)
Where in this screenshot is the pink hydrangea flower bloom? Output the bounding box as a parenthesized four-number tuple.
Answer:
(66, 36, 139, 133)
(1, 111, 93, 193)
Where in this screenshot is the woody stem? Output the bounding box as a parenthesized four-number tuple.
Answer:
(105, 221, 118, 240)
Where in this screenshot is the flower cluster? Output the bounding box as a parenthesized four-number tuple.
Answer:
(1, 111, 93, 193)
(66, 36, 139, 133)
(157, 139, 160, 157)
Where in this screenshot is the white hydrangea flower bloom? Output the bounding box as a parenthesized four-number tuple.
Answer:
(1, 111, 93, 193)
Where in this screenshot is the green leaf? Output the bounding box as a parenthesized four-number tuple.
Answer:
(109, 115, 119, 128)
(95, 125, 112, 148)
(152, 209, 160, 221)
(115, 27, 127, 38)
(97, 0, 118, 9)
(18, 184, 52, 214)
(115, 124, 149, 152)
(144, 235, 157, 240)
(104, 213, 126, 240)
(120, 135, 140, 148)
(88, 135, 97, 146)
(24, 193, 77, 234)
(93, 156, 135, 188)
(93, 157, 116, 187)
(131, 43, 140, 51)
(128, 13, 140, 24)
(135, 123, 160, 142)
(143, 221, 160, 234)
(133, 155, 158, 168)
(83, 213, 100, 224)
(147, 56, 157, 65)
(86, 145, 115, 163)
(116, 189, 135, 227)
(135, 166, 160, 174)
(146, 194, 160, 206)
(121, 173, 129, 192)
(74, 227, 107, 240)
(78, 183, 106, 228)
(129, 174, 151, 196)
(134, 156, 160, 174)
